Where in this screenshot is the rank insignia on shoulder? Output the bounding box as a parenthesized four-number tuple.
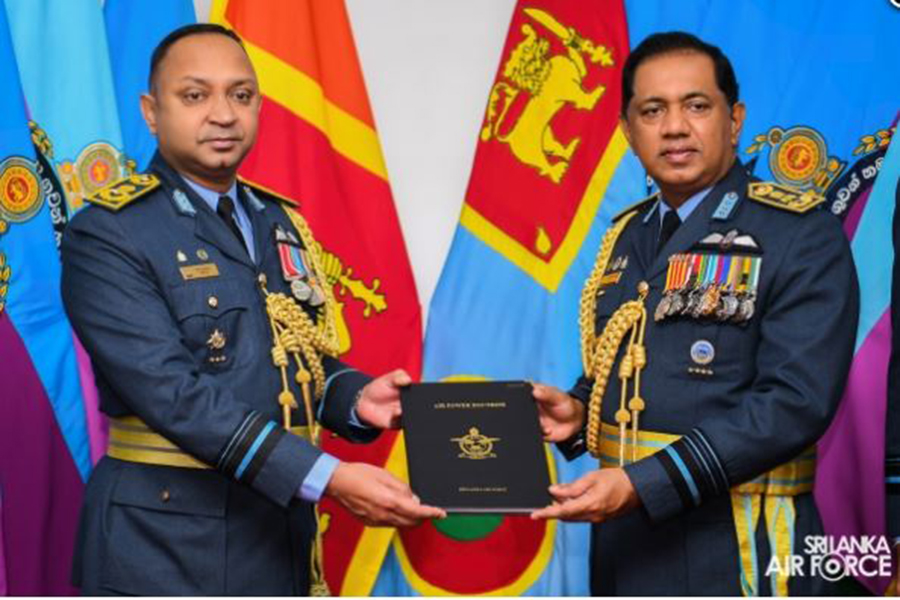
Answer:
(747, 182, 824, 214)
(86, 174, 160, 211)
(613, 192, 659, 222)
(610, 255, 628, 271)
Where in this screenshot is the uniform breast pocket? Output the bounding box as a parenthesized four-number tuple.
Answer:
(653, 316, 757, 389)
(169, 278, 258, 371)
(650, 318, 724, 382)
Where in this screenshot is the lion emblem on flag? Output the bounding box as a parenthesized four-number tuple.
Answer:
(480, 8, 615, 184)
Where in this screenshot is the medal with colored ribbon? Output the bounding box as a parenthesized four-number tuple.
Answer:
(275, 226, 327, 307)
(682, 254, 704, 317)
(655, 253, 681, 321)
(656, 252, 762, 323)
(735, 255, 761, 322)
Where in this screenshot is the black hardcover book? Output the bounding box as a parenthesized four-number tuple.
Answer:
(400, 381, 551, 513)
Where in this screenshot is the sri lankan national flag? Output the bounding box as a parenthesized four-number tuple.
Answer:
(409, 1, 631, 595)
(211, 1, 421, 595)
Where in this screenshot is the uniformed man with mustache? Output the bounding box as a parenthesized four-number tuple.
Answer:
(532, 31, 858, 596)
(62, 23, 443, 595)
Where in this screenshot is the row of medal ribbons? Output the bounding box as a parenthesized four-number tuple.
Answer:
(655, 252, 762, 323)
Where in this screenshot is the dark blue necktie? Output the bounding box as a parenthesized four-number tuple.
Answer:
(216, 195, 247, 253)
(657, 209, 681, 256)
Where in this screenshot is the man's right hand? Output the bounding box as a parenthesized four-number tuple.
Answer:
(325, 462, 446, 527)
(532, 384, 585, 442)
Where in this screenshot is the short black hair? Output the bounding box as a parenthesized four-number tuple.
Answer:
(148, 23, 246, 90)
(621, 31, 739, 117)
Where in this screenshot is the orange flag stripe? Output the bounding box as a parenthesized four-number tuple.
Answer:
(247, 41, 389, 181)
(211, 2, 388, 182)
(216, 0, 374, 127)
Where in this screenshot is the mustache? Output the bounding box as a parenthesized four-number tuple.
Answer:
(199, 133, 243, 143)
(660, 146, 697, 155)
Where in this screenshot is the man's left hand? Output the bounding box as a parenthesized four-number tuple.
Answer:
(530, 468, 640, 523)
(355, 369, 412, 429)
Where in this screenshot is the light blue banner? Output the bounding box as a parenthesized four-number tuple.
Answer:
(104, 0, 196, 171)
(3, 0, 128, 480)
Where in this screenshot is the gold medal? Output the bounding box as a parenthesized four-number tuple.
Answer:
(699, 285, 720, 317)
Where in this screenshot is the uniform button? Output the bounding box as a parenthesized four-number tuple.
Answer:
(160, 488, 171, 503)
(208, 295, 218, 309)
(258, 273, 267, 287)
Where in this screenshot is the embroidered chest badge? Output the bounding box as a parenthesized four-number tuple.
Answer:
(206, 328, 227, 364)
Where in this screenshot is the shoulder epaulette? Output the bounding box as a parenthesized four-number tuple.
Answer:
(238, 177, 298, 207)
(86, 174, 160, 211)
(613, 192, 659, 222)
(747, 181, 824, 214)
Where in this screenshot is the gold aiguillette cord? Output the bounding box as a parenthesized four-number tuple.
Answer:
(260, 265, 337, 595)
(585, 283, 649, 463)
(580, 211, 652, 462)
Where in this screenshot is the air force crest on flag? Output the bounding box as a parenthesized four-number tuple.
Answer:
(746, 125, 845, 195)
(0, 155, 43, 225)
(59, 141, 129, 211)
(745, 122, 896, 220)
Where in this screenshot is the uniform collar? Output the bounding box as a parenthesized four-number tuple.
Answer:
(183, 177, 239, 215)
(643, 161, 751, 279)
(149, 152, 247, 218)
(658, 186, 713, 226)
(148, 152, 258, 267)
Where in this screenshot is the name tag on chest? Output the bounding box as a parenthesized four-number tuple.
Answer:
(179, 263, 220, 280)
